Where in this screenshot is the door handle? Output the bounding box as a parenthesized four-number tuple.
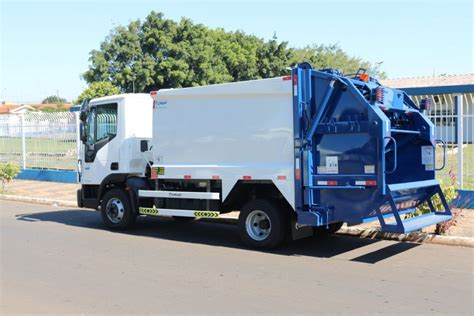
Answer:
(110, 162, 119, 170)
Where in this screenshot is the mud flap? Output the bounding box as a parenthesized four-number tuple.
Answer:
(291, 216, 313, 240)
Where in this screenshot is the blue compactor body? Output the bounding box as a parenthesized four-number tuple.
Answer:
(292, 64, 452, 234)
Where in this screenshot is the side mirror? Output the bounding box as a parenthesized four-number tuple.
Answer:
(140, 140, 149, 152)
(80, 122, 87, 143)
(79, 111, 88, 122)
(79, 99, 90, 122)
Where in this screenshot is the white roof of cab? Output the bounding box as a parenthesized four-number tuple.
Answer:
(90, 93, 150, 104)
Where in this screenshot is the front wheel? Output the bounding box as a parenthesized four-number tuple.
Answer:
(238, 199, 288, 249)
(100, 188, 136, 230)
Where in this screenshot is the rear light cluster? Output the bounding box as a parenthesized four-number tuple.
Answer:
(375, 86, 384, 103)
(150, 168, 157, 180)
(355, 180, 377, 186)
(420, 98, 431, 111)
(317, 180, 377, 187)
(317, 181, 338, 186)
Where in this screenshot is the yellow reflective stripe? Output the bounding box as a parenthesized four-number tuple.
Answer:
(193, 211, 219, 218)
(152, 166, 165, 175)
(138, 208, 219, 218)
(139, 207, 159, 216)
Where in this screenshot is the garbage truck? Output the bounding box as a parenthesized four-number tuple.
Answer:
(77, 63, 452, 249)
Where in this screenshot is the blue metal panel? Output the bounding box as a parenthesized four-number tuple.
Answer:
(291, 63, 452, 232)
(452, 190, 474, 209)
(16, 169, 78, 183)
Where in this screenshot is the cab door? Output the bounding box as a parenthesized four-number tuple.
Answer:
(81, 102, 119, 185)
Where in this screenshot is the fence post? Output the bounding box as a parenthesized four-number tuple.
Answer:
(75, 112, 80, 161)
(455, 94, 463, 189)
(20, 113, 26, 169)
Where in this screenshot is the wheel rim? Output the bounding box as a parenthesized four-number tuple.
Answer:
(245, 210, 272, 241)
(105, 198, 125, 224)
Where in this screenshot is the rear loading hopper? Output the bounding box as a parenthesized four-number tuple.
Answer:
(293, 64, 452, 233)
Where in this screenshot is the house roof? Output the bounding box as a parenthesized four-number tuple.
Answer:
(381, 74, 474, 89)
(381, 74, 474, 95)
(0, 104, 37, 114)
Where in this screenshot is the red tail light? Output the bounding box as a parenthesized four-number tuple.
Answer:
(150, 168, 157, 180)
(420, 98, 431, 111)
(376, 87, 384, 103)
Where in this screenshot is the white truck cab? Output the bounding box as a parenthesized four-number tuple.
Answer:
(77, 93, 153, 210)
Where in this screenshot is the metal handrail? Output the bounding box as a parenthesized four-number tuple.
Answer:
(384, 136, 398, 174)
(435, 139, 447, 171)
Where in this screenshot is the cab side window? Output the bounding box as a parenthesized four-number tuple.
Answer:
(84, 103, 118, 163)
(96, 103, 117, 142)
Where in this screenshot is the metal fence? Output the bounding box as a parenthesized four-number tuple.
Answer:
(412, 93, 474, 190)
(0, 112, 79, 170)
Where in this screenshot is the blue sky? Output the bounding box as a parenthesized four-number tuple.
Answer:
(1, 0, 472, 103)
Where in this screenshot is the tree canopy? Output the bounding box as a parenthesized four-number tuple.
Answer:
(75, 81, 121, 104)
(41, 95, 66, 104)
(82, 11, 385, 95)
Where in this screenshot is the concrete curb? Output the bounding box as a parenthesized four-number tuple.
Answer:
(1, 194, 472, 248)
(0, 194, 77, 208)
(337, 226, 474, 248)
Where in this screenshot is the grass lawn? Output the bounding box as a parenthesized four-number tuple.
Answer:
(0, 136, 76, 170)
(436, 144, 473, 190)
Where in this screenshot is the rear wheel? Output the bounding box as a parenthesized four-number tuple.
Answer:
(313, 222, 343, 236)
(238, 199, 288, 249)
(100, 188, 136, 230)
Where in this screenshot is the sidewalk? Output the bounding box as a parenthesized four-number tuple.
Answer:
(1, 179, 472, 240)
(3, 179, 79, 203)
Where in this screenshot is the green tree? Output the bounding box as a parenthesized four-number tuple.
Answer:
(75, 82, 121, 104)
(39, 104, 69, 112)
(83, 12, 292, 92)
(291, 44, 387, 79)
(42, 95, 66, 104)
(83, 12, 385, 91)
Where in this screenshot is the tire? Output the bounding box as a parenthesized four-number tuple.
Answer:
(238, 199, 288, 249)
(173, 216, 194, 223)
(100, 188, 136, 230)
(313, 222, 343, 236)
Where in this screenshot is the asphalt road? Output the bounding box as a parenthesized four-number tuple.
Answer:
(1, 200, 473, 315)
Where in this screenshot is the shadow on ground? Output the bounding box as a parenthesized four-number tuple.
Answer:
(15, 208, 419, 264)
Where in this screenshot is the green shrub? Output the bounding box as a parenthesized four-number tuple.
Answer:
(0, 162, 20, 193)
(417, 180, 456, 215)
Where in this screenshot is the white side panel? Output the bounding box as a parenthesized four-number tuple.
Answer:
(152, 77, 295, 208)
(121, 94, 153, 176)
(139, 190, 220, 200)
